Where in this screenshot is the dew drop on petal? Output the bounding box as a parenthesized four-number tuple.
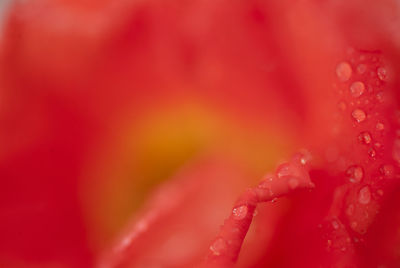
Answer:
(332, 220, 339, 230)
(271, 198, 278, 203)
(232, 205, 248, 220)
(358, 131, 372, 144)
(260, 175, 274, 185)
(376, 122, 384, 131)
(277, 164, 291, 178)
(352, 109, 366, 123)
(376, 92, 385, 103)
(357, 64, 367, 74)
(350, 81, 365, 98)
(298, 150, 312, 166)
(359, 186, 371, 205)
(210, 238, 227, 256)
(288, 178, 299, 190)
(336, 62, 352, 82)
(377, 67, 388, 81)
(253, 209, 258, 217)
(368, 148, 376, 158)
(258, 180, 270, 189)
(346, 165, 364, 183)
(380, 164, 394, 177)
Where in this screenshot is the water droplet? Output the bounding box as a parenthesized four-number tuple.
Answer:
(376, 122, 384, 131)
(357, 64, 367, 74)
(350, 221, 361, 233)
(210, 238, 227, 256)
(376, 92, 384, 103)
(368, 148, 376, 158)
(338, 101, 347, 111)
(350, 81, 365, 98)
(277, 164, 291, 178)
(336, 62, 352, 82)
(297, 150, 312, 166)
(358, 131, 372, 144)
(271, 198, 278, 203)
(341, 247, 347, 252)
(258, 180, 270, 189)
(346, 204, 355, 216)
(332, 220, 340, 230)
(288, 178, 299, 190)
(380, 164, 394, 177)
(377, 189, 384, 196)
(346, 165, 364, 183)
(352, 109, 366, 123)
(232, 205, 248, 220)
(253, 209, 258, 217)
(359, 186, 371, 205)
(377, 67, 388, 81)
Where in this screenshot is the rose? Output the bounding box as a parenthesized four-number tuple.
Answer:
(0, 0, 399, 267)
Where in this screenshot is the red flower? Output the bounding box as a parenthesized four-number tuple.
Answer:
(0, 0, 400, 267)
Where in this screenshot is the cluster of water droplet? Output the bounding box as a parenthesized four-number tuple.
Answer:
(232, 205, 248, 220)
(322, 218, 355, 253)
(210, 237, 228, 256)
(358, 186, 371, 205)
(335, 51, 393, 180)
(336, 59, 384, 167)
(333, 50, 396, 239)
(346, 165, 364, 183)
